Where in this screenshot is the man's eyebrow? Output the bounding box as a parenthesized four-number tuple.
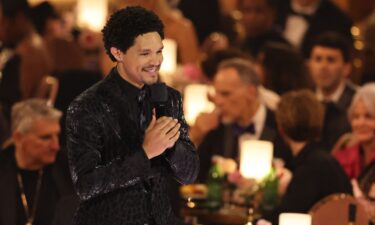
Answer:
(138, 46, 164, 52)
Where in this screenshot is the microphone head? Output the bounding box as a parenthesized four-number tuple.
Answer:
(149, 82, 168, 103)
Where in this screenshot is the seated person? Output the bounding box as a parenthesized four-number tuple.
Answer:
(0, 98, 74, 225)
(334, 83, 375, 179)
(307, 32, 357, 151)
(192, 58, 291, 182)
(262, 90, 352, 224)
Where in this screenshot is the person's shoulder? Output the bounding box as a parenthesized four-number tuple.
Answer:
(345, 81, 358, 95)
(0, 145, 15, 170)
(167, 86, 182, 98)
(334, 144, 359, 157)
(318, 0, 351, 22)
(67, 75, 112, 112)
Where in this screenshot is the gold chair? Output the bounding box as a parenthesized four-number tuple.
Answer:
(36, 75, 59, 106)
(309, 193, 369, 225)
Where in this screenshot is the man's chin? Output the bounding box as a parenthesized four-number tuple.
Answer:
(221, 116, 234, 125)
(144, 77, 159, 85)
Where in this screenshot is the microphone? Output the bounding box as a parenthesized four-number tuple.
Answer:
(149, 82, 168, 118)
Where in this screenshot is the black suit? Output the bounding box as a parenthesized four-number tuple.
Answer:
(320, 82, 356, 151)
(0, 146, 74, 225)
(65, 68, 199, 225)
(277, 0, 353, 58)
(197, 108, 292, 182)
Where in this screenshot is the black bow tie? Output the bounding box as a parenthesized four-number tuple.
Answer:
(232, 123, 256, 136)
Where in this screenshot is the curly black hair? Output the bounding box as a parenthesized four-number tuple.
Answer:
(102, 6, 164, 62)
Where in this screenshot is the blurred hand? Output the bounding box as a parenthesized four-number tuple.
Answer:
(189, 110, 220, 146)
(352, 179, 375, 222)
(256, 219, 272, 225)
(142, 113, 180, 159)
(274, 159, 292, 196)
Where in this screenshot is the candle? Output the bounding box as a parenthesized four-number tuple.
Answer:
(279, 213, 312, 225)
(239, 138, 273, 181)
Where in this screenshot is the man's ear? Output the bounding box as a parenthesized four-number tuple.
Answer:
(245, 84, 258, 100)
(12, 131, 23, 144)
(110, 47, 123, 62)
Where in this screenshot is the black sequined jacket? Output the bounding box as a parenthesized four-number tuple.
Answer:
(66, 68, 199, 225)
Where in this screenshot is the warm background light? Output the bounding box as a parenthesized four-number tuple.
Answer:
(77, 0, 108, 32)
(183, 84, 215, 125)
(279, 213, 312, 225)
(239, 138, 273, 181)
(160, 39, 177, 74)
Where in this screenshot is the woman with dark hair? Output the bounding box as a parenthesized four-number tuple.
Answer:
(256, 42, 310, 95)
(262, 90, 352, 224)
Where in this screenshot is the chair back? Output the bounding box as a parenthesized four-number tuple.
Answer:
(309, 193, 369, 225)
(36, 75, 59, 106)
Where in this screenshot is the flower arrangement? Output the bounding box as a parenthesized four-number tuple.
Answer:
(208, 155, 286, 213)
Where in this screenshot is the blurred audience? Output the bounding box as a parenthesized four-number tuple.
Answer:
(0, 98, 74, 225)
(362, 6, 375, 84)
(178, 0, 221, 45)
(256, 42, 310, 95)
(334, 83, 375, 179)
(30, 1, 85, 74)
(238, 0, 290, 57)
(262, 90, 352, 225)
(0, 0, 52, 122)
(119, 0, 201, 65)
(193, 58, 291, 182)
(276, 0, 353, 58)
(308, 32, 357, 151)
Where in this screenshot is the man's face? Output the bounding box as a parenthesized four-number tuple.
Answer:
(213, 67, 256, 124)
(309, 46, 350, 93)
(240, 0, 274, 37)
(115, 32, 163, 87)
(16, 118, 61, 167)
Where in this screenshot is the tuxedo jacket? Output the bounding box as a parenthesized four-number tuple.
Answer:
(276, 0, 353, 58)
(197, 108, 292, 182)
(65, 68, 199, 225)
(321, 82, 356, 151)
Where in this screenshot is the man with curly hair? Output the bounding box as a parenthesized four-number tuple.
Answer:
(65, 6, 199, 225)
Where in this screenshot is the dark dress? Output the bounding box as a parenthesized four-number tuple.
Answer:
(320, 82, 356, 151)
(265, 142, 352, 224)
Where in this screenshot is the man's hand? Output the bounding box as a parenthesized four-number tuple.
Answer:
(142, 112, 181, 159)
(189, 110, 220, 146)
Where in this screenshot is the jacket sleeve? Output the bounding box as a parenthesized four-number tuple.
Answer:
(66, 99, 152, 201)
(162, 90, 199, 184)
